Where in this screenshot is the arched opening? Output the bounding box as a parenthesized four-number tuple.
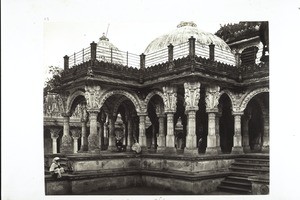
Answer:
(219, 94, 234, 153)
(44, 127, 52, 154)
(103, 93, 138, 152)
(69, 95, 86, 153)
(196, 86, 208, 153)
(174, 94, 187, 152)
(146, 94, 164, 151)
(243, 92, 269, 152)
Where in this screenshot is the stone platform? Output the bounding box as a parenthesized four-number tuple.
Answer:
(45, 153, 260, 195)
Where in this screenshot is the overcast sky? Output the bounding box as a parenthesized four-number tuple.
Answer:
(42, 0, 283, 73)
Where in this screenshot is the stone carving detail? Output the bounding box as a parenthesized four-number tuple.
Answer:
(205, 86, 220, 110)
(240, 87, 269, 111)
(99, 90, 141, 113)
(70, 104, 82, 119)
(70, 128, 81, 137)
(50, 128, 60, 138)
(44, 93, 63, 117)
(58, 92, 70, 115)
(184, 82, 200, 111)
(162, 86, 177, 113)
(85, 85, 102, 110)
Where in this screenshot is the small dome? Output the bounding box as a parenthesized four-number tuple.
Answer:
(97, 33, 124, 64)
(144, 21, 235, 65)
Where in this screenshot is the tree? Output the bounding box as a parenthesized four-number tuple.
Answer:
(44, 66, 63, 96)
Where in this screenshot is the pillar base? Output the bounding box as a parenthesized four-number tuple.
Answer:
(205, 147, 221, 155)
(107, 146, 117, 152)
(243, 146, 251, 153)
(231, 146, 244, 154)
(126, 146, 132, 151)
(164, 147, 177, 154)
(261, 146, 269, 153)
(89, 149, 101, 154)
(157, 146, 166, 153)
(60, 135, 73, 154)
(184, 147, 199, 156)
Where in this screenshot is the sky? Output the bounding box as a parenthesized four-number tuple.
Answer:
(2, 0, 300, 200)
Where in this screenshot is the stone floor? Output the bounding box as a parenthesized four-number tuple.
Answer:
(83, 186, 234, 195)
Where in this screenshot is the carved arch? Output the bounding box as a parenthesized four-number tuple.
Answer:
(144, 90, 164, 107)
(66, 89, 86, 114)
(240, 87, 269, 112)
(99, 89, 142, 113)
(219, 90, 235, 108)
(112, 96, 131, 116)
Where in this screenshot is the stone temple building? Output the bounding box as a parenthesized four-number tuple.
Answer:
(44, 21, 269, 195)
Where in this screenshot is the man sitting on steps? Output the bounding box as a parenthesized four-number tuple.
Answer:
(49, 157, 65, 179)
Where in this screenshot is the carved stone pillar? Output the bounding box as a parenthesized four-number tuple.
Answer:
(232, 112, 244, 154)
(103, 122, 108, 148)
(183, 82, 200, 155)
(163, 86, 177, 153)
(79, 106, 88, 152)
(205, 85, 222, 154)
(242, 115, 251, 153)
(50, 128, 60, 154)
(126, 118, 133, 151)
(71, 128, 81, 153)
(157, 114, 166, 153)
(98, 121, 104, 150)
(73, 136, 79, 153)
(138, 113, 147, 150)
(60, 113, 72, 154)
(261, 112, 269, 153)
(87, 109, 100, 153)
(107, 115, 117, 151)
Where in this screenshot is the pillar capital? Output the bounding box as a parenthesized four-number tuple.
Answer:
(85, 85, 103, 110)
(70, 128, 81, 138)
(205, 85, 220, 110)
(50, 128, 60, 138)
(184, 82, 201, 111)
(162, 86, 177, 113)
(87, 109, 99, 115)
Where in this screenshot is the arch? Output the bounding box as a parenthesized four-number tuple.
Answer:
(240, 87, 269, 112)
(144, 90, 165, 108)
(99, 89, 142, 113)
(66, 89, 86, 114)
(219, 89, 235, 108)
(112, 96, 134, 116)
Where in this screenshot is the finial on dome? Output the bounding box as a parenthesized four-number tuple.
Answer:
(100, 33, 109, 41)
(177, 21, 197, 28)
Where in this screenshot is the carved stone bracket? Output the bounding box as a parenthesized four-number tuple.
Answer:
(184, 82, 200, 111)
(205, 85, 220, 111)
(162, 86, 177, 113)
(70, 128, 81, 138)
(85, 85, 102, 110)
(50, 128, 60, 138)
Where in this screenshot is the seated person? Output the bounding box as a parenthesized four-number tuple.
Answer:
(49, 157, 65, 178)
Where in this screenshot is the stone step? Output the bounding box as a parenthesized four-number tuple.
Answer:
(232, 162, 269, 170)
(229, 166, 269, 174)
(227, 175, 251, 182)
(235, 158, 269, 164)
(221, 180, 251, 189)
(218, 185, 251, 194)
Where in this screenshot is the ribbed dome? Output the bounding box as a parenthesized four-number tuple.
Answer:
(144, 21, 235, 65)
(97, 33, 124, 64)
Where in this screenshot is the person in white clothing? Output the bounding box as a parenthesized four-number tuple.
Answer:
(49, 157, 65, 178)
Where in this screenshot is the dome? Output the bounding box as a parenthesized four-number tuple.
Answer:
(144, 21, 235, 66)
(97, 33, 124, 64)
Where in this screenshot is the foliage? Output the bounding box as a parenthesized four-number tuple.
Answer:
(44, 66, 63, 96)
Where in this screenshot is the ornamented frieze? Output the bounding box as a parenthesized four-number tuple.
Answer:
(162, 86, 177, 113)
(184, 82, 200, 111)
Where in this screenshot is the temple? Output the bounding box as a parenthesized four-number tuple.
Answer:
(44, 21, 269, 195)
